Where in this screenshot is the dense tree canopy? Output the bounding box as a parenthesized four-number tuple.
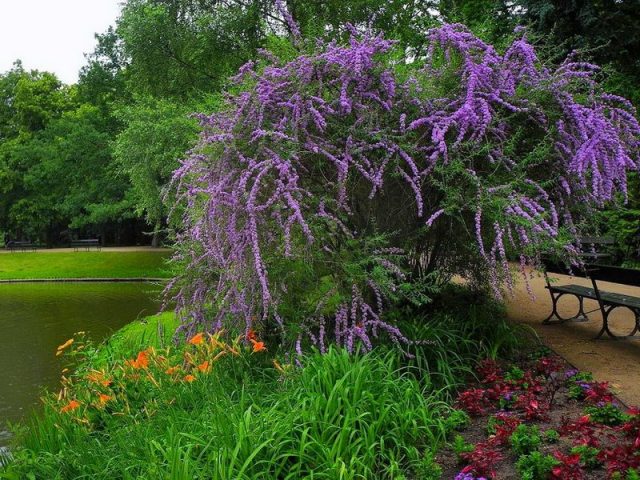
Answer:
(1, 0, 638, 255)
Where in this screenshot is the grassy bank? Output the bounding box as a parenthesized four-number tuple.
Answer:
(0, 251, 172, 280)
(1, 289, 531, 479)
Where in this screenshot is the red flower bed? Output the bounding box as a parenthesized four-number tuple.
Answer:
(438, 354, 640, 479)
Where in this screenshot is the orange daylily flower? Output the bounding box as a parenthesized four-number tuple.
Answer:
(56, 338, 74, 356)
(128, 350, 149, 369)
(183, 374, 196, 383)
(197, 360, 210, 373)
(97, 394, 112, 405)
(188, 333, 205, 345)
(60, 399, 81, 413)
(165, 366, 181, 375)
(250, 339, 266, 353)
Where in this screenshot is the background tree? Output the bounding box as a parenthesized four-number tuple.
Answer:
(519, 0, 640, 103)
(114, 96, 203, 246)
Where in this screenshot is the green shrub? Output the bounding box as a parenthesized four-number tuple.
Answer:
(505, 366, 525, 382)
(570, 445, 602, 470)
(445, 409, 471, 433)
(626, 468, 640, 480)
(584, 402, 630, 426)
(543, 429, 560, 443)
(413, 450, 443, 480)
(516, 451, 559, 480)
(452, 434, 475, 460)
(510, 424, 542, 456)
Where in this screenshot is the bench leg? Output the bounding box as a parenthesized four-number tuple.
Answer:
(543, 292, 590, 324)
(594, 306, 640, 340)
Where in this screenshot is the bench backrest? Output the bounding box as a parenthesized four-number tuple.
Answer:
(585, 264, 640, 288)
(541, 258, 588, 278)
(578, 236, 615, 246)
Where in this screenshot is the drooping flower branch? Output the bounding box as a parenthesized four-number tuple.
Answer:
(168, 23, 640, 351)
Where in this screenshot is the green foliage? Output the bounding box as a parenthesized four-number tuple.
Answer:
(626, 469, 640, 480)
(543, 429, 559, 443)
(611, 469, 640, 480)
(452, 434, 474, 459)
(445, 409, 472, 432)
(516, 451, 559, 480)
(567, 371, 595, 401)
(0, 66, 135, 243)
(505, 366, 525, 382)
(115, 0, 264, 98)
(113, 96, 205, 244)
(0, 294, 523, 478)
(520, 0, 640, 80)
(598, 173, 640, 263)
(584, 402, 630, 427)
(570, 445, 602, 470)
(413, 451, 443, 480)
(395, 286, 528, 396)
(510, 424, 542, 456)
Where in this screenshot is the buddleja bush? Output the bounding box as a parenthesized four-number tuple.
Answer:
(169, 24, 640, 354)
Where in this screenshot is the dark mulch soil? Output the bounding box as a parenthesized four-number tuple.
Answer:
(436, 350, 640, 480)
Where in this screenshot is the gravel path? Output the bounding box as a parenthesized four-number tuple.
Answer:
(506, 267, 640, 406)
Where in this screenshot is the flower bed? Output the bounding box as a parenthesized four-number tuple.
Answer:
(438, 353, 640, 479)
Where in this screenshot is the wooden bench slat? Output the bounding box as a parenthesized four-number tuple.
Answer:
(599, 292, 640, 310)
(578, 236, 615, 245)
(546, 284, 597, 299)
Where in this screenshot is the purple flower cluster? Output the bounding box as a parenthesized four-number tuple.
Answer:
(168, 23, 640, 351)
(455, 473, 487, 480)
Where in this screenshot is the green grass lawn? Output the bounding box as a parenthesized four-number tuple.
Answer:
(0, 250, 172, 280)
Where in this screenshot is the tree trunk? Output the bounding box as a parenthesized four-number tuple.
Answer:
(151, 220, 161, 248)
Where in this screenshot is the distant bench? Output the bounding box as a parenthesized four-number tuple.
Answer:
(71, 239, 101, 251)
(5, 241, 37, 252)
(543, 260, 640, 339)
(577, 236, 614, 263)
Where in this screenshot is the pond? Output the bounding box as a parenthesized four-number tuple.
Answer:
(0, 282, 162, 446)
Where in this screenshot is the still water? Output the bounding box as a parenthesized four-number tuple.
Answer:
(0, 282, 161, 446)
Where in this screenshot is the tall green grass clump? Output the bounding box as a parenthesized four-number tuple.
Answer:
(393, 285, 532, 398)
(2, 335, 450, 479)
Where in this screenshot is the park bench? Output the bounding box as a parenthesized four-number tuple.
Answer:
(577, 236, 614, 263)
(5, 240, 37, 252)
(71, 239, 101, 251)
(542, 260, 640, 339)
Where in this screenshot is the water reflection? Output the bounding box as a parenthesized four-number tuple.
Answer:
(0, 282, 161, 445)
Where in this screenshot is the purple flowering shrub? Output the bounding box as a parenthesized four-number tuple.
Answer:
(168, 23, 640, 352)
